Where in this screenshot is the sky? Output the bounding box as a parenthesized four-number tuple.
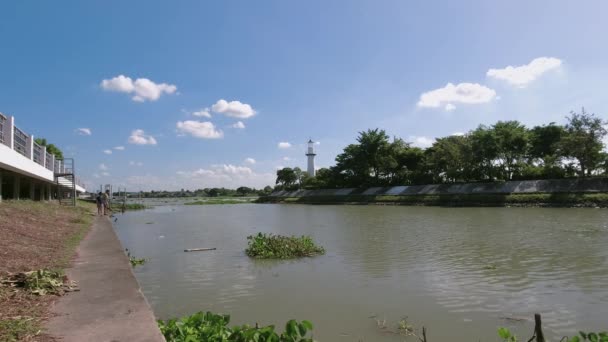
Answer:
(1, 1, 607, 191)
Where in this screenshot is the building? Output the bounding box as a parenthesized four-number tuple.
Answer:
(306, 139, 316, 177)
(0, 112, 86, 203)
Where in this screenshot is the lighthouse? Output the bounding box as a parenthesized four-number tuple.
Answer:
(306, 139, 316, 177)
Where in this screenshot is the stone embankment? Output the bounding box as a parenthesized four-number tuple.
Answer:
(260, 178, 608, 207)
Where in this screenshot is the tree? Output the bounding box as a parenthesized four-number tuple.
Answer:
(492, 121, 529, 180)
(236, 186, 252, 196)
(470, 125, 499, 180)
(293, 167, 307, 189)
(333, 129, 393, 186)
(561, 108, 607, 176)
(426, 135, 473, 183)
(275, 167, 297, 189)
(35, 137, 63, 159)
(527, 123, 566, 179)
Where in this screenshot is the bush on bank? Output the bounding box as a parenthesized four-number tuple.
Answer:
(245, 233, 325, 259)
(158, 311, 314, 342)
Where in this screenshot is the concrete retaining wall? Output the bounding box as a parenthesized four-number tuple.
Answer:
(270, 178, 608, 198)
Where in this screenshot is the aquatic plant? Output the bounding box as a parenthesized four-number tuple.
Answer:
(125, 249, 147, 267)
(498, 314, 608, 342)
(245, 233, 325, 259)
(184, 198, 255, 205)
(157, 311, 315, 342)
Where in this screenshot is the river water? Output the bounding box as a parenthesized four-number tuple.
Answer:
(113, 203, 608, 341)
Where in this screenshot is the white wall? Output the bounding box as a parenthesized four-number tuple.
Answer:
(0, 142, 54, 182)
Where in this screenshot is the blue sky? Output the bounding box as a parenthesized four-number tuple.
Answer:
(1, 1, 607, 191)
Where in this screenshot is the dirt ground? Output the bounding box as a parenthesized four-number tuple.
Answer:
(0, 200, 94, 341)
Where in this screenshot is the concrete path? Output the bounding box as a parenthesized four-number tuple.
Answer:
(46, 216, 165, 342)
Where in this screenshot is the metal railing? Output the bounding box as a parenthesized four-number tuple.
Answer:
(54, 159, 63, 174)
(33, 142, 43, 165)
(0, 113, 6, 145)
(13, 126, 28, 156)
(45, 152, 53, 170)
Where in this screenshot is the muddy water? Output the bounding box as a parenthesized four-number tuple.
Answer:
(113, 204, 608, 341)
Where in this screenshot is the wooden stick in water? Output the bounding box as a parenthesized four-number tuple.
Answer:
(184, 248, 217, 252)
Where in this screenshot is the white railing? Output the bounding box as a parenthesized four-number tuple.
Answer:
(13, 126, 28, 156)
(33, 142, 43, 165)
(45, 151, 53, 170)
(0, 113, 6, 145)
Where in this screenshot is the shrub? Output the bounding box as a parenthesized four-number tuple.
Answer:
(245, 233, 325, 259)
(158, 311, 315, 342)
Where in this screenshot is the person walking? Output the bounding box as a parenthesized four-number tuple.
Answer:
(102, 190, 110, 215)
(96, 192, 103, 215)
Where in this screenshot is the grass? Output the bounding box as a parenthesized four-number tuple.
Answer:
(110, 203, 147, 211)
(245, 232, 325, 259)
(0, 317, 40, 342)
(184, 198, 257, 205)
(0, 200, 95, 341)
(258, 192, 608, 207)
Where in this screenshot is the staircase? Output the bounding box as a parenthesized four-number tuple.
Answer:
(55, 158, 76, 206)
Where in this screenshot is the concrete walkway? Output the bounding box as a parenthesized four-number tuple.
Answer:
(46, 216, 165, 342)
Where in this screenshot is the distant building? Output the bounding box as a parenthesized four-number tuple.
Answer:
(306, 139, 316, 177)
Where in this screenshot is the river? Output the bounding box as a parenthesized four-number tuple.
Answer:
(113, 203, 608, 341)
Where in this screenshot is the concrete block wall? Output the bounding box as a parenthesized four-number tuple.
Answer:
(270, 178, 608, 198)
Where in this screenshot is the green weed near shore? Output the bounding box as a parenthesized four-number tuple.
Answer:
(184, 198, 256, 205)
(158, 311, 315, 342)
(245, 233, 325, 259)
(110, 203, 147, 211)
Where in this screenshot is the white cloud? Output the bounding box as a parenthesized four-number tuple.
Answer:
(283, 156, 291, 161)
(487, 57, 562, 88)
(129, 161, 144, 167)
(211, 99, 256, 118)
(128, 129, 157, 145)
(417, 83, 497, 108)
(244, 158, 256, 165)
(114, 146, 125, 151)
(103, 149, 113, 155)
(176, 164, 274, 188)
(100, 75, 177, 102)
(176, 120, 224, 139)
(452, 132, 465, 136)
(278, 142, 291, 149)
(231, 121, 246, 129)
(445, 103, 456, 112)
(75, 128, 91, 136)
(99, 163, 108, 170)
(409, 136, 435, 148)
(93, 173, 100, 178)
(101, 172, 110, 177)
(192, 108, 211, 118)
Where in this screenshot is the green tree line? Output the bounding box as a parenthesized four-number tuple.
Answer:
(276, 108, 608, 190)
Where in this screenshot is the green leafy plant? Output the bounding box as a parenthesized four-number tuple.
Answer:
(497, 328, 608, 342)
(158, 311, 315, 342)
(0, 269, 73, 296)
(566, 332, 608, 342)
(245, 233, 325, 259)
(125, 249, 147, 267)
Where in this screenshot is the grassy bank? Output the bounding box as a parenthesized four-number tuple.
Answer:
(110, 203, 147, 211)
(0, 200, 95, 341)
(257, 192, 608, 207)
(184, 197, 257, 205)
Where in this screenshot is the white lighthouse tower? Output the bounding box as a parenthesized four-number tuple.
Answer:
(306, 139, 316, 177)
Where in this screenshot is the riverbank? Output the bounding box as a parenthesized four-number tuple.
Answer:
(45, 215, 164, 342)
(258, 192, 608, 207)
(0, 201, 94, 341)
